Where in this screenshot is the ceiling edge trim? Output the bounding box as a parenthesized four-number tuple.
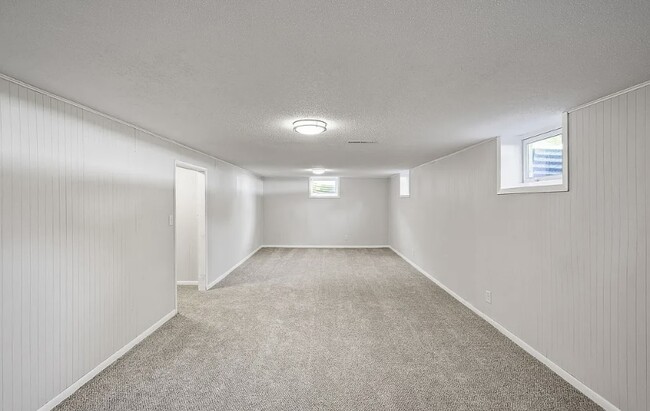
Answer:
(569, 78, 650, 113)
(402, 138, 496, 175)
(0, 72, 258, 177)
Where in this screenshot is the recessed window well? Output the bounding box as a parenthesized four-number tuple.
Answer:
(497, 113, 568, 194)
(293, 119, 327, 135)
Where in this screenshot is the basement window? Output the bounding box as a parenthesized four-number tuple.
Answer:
(309, 176, 340, 198)
(497, 113, 568, 195)
(399, 170, 410, 197)
(523, 133, 563, 182)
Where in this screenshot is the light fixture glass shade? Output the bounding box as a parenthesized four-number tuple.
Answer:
(293, 119, 327, 135)
(311, 168, 326, 175)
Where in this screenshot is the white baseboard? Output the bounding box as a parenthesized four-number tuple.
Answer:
(262, 245, 390, 249)
(37, 308, 177, 411)
(176, 280, 198, 286)
(207, 246, 263, 290)
(388, 246, 619, 411)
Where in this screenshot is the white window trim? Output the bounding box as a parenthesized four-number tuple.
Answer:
(497, 113, 569, 195)
(399, 170, 410, 198)
(309, 176, 340, 198)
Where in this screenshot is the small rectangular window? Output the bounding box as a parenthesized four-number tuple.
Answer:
(523, 133, 563, 182)
(309, 176, 340, 198)
(399, 170, 410, 197)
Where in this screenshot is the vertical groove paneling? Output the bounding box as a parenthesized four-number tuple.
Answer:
(0, 75, 8, 411)
(646, 85, 650, 407)
(0, 76, 264, 410)
(608, 98, 616, 401)
(389, 83, 650, 410)
(626, 96, 635, 404)
(636, 88, 647, 409)
(602, 97, 612, 402)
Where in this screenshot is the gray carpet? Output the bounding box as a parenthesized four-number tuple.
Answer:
(56, 248, 601, 410)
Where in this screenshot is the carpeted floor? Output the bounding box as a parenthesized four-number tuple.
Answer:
(56, 248, 601, 410)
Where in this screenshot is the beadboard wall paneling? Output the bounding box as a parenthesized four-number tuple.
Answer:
(388, 83, 649, 410)
(0, 76, 263, 411)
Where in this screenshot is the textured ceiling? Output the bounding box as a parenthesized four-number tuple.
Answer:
(0, 1, 649, 176)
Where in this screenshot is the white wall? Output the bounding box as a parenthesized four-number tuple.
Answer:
(389, 83, 650, 411)
(0, 75, 263, 411)
(175, 167, 199, 283)
(263, 177, 389, 246)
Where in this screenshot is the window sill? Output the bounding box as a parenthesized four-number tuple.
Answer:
(497, 180, 567, 195)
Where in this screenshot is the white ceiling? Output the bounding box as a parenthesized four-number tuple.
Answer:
(1, 1, 649, 177)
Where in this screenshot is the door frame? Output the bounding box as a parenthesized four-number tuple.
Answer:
(174, 161, 209, 310)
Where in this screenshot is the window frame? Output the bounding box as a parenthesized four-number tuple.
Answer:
(308, 176, 340, 199)
(522, 130, 563, 183)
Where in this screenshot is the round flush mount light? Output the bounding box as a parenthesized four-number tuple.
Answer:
(311, 168, 326, 175)
(293, 119, 327, 135)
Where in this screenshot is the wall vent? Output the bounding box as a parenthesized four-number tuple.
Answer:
(347, 140, 378, 144)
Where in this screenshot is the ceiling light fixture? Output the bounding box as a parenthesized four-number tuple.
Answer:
(293, 119, 327, 135)
(311, 168, 326, 175)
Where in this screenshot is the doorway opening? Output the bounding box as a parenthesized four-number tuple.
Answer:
(174, 162, 207, 292)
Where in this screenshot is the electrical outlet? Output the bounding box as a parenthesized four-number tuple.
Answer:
(485, 290, 492, 304)
(168, 214, 174, 226)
